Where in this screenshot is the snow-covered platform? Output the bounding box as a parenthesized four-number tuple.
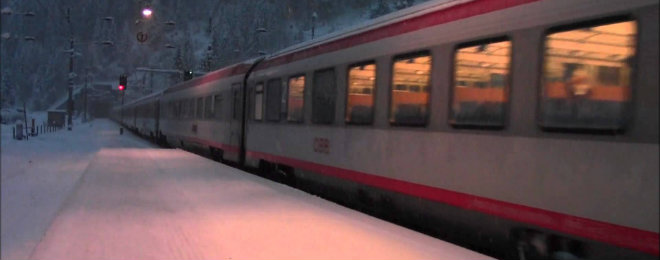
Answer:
(2, 119, 492, 260)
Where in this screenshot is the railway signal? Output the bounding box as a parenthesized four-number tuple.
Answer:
(118, 74, 127, 91)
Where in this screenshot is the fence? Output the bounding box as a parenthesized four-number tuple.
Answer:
(12, 122, 64, 140)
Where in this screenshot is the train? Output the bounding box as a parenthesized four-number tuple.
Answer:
(111, 0, 659, 259)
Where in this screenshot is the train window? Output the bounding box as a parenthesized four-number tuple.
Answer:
(204, 96, 214, 119)
(254, 83, 264, 121)
(287, 75, 305, 122)
(390, 52, 431, 126)
(180, 100, 187, 119)
(172, 101, 178, 119)
(188, 99, 195, 119)
(181, 100, 187, 119)
(451, 39, 511, 127)
(213, 94, 223, 120)
(540, 19, 636, 131)
(166, 101, 172, 119)
(231, 84, 243, 120)
(266, 78, 282, 122)
(347, 62, 376, 124)
(232, 89, 239, 120)
(196, 97, 203, 119)
(176, 100, 182, 119)
(313, 69, 336, 124)
(181, 99, 190, 119)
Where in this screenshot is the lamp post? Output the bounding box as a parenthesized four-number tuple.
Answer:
(257, 27, 267, 55)
(311, 11, 317, 40)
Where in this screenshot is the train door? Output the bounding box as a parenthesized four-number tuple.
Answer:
(229, 83, 243, 161)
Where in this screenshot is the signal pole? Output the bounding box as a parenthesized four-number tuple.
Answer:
(120, 88, 124, 134)
(119, 74, 127, 135)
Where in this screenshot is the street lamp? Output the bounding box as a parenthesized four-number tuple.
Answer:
(142, 8, 152, 18)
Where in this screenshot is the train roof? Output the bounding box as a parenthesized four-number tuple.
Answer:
(269, 0, 474, 59)
(115, 89, 165, 109)
(161, 0, 538, 95)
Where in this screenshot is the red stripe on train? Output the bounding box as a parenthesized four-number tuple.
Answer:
(245, 150, 659, 256)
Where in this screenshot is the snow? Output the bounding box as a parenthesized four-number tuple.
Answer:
(2, 119, 492, 260)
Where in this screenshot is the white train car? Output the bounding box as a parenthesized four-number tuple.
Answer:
(116, 0, 659, 258)
(114, 91, 162, 140)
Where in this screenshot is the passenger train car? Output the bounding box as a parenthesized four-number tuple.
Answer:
(112, 0, 659, 258)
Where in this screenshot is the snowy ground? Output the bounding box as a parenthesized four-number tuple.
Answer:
(2, 119, 492, 260)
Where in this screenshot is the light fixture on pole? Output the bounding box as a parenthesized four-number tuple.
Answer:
(142, 7, 152, 18)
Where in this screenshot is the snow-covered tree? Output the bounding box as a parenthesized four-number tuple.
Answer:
(1, 0, 429, 109)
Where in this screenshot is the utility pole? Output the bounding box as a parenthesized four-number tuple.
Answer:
(66, 8, 74, 131)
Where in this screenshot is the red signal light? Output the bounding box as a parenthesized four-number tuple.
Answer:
(118, 85, 125, 91)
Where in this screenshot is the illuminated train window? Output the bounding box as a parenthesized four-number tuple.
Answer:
(390, 52, 431, 126)
(451, 39, 511, 127)
(287, 75, 305, 122)
(312, 68, 336, 124)
(540, 19, 636, 131)
(347, 62, 375, 124)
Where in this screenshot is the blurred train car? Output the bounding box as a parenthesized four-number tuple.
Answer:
(113, 0, 659, 258)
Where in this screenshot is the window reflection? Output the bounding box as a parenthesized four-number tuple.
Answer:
(287, 75, 305, 122)
(312, 69, 336, 124)
(541, 20, 635, 130)
(265, 79, 281, 121)
(347, 63, 375, 124)
(451, 40, 511, 127)
(391, 53, 430, 126)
